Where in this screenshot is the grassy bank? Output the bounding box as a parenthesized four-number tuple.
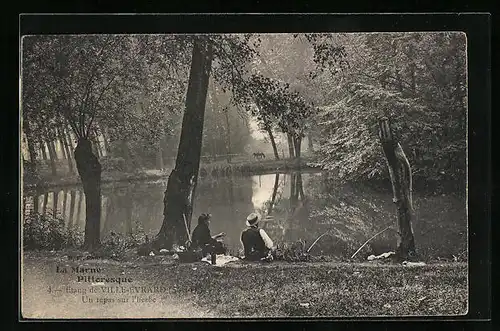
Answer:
(156, 260, 467, 317)
(23, 157, 319, 191)
(22, 251, 467, 318)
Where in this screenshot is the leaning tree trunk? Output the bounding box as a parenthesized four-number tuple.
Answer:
(378, 118, 416, 260)
(155, 38, 213, 249)
(74, 138, 102, 251)
(266, 126, 280, 160)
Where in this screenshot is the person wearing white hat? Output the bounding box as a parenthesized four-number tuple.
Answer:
(240, 212, 275, 261)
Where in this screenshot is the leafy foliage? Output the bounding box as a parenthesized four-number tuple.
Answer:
(247, 74, 316, 138)
(23, 212, 83, 250)
(22, 35, 190, 167)
(314, 32, 467, 184)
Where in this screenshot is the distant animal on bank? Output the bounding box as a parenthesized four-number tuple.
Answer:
(253, 152, 266, 160)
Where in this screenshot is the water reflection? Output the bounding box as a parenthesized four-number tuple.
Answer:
(23, 171, 467, 258)
(23, 173, 317, 252)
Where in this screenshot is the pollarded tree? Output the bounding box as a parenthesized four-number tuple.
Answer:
(22, 35, 186, 250)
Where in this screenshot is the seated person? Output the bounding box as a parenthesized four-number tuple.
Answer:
(241, 213, 275, 261)
(191, 213, 227, 257)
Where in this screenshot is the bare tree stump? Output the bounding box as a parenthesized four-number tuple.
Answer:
(378, 118, 416, 260)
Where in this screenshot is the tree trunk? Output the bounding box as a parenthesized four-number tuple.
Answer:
(62, 128, 75, 174)
(101, 126, 110, 155)
(40, 142, 48, 161)
(46, 136, 58, 176)
(287, 133, 295, 158)
(294, 135, 302, 159)
(378, 118, 416, 260)
(307, 132, 314, 152)
(155, 38, 213, 249)
(23, 120, 38, 171)
(74, 138, 102, 251)
(266, 127, 280, 160)
(93, 129, 104, 158)
(395, 69, 404, 93)
(121, 140, 133, 172)
(57, 129, 68, 160)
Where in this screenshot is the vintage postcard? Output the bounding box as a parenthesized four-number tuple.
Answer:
(20, 16, 473, 319)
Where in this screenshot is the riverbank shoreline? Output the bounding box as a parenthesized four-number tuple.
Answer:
(23, 158, 320, 192)
(22, 250, 468, 318)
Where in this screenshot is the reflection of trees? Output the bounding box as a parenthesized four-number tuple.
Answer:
(67, 190, 76, 228)
(268, 173, 280, 215)
(41, 192, 48, 215)
(102, 186, 135, 235)
(289, 172, 307, 214)
(52, 190, 59, 218)
(75, 191, 83, 227)
(285, 172, 310, 239)
(61, 191, 67, 219)
(260, 172, 311, 243)
(259, 173, 280, 231)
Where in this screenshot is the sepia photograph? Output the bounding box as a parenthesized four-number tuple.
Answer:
(20, 29, 468, 319)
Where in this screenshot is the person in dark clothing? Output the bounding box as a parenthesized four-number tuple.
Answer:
(241, 213, 275, 261)
(191, 213, 227, 257)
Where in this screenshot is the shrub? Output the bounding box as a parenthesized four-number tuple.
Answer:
(274, 241, 311, 262)
(93, 221, 149, 259)
(23, 212, 83, 250)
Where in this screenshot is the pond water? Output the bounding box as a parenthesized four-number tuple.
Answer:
(23, 171, 468, 259)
